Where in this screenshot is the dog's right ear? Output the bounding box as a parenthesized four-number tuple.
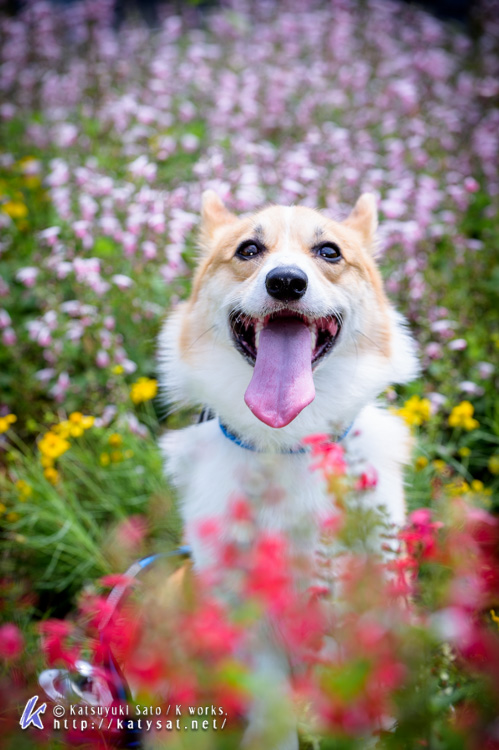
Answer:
(200, 190, 238, 238)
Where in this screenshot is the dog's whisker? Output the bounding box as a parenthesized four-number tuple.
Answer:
(354, 328, 384, 353)
(184, 323, 218, 351)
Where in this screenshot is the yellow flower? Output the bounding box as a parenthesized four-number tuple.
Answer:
(1, 201, 28, 219)
(124, 449, 134, 459)
(448, 401, 479, 431)
(130, 377, 158, 404)
(110, 450, 123, 463)
(447, 479, 470, 496)
(41, 455, 54, 469)
(100, 452, 110, 467)
(55, 413, 94, 438)
(24, 175, 41, 189)
(108, 433, 122, 447)
(471, 480, 484, 493)
(415, 456, 428, 471)
(397, 395, 431, 427)
(15, 480, 32, 501)
(433, 459, 448, 475)
(7, 511, 19, 522)
(458, 446, 471, 458)
(0, 414, 17, 434)
(53, 421, 71, 438)
(0, 503, 6, 514)
(65, 412, 84, 436)
(112, 365, 124, 375)
(38, 431, 70, 459)
(44, 467, 59, 484)
(488, 455, 499, 475)
(18, 156, 38, 169)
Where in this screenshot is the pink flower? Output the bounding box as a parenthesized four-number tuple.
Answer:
(0, 623, 24, 660)
(39, 620, 79, 667)
(53, 122, 78, 148)
(50, 371, 70, 402)
(431, 607, 473, 646)
(448, 338, 467, 351)
(477, 362, 494, 379)
(303, 434, 347, 477)
(425, 342, 442, 359)
(16, 266, 39, 287)
(2, 327, 16, 346)
(463, 176, 479, 193)
(184, 599, 241, 658)
(142, 241, 157, 260)
(180, 134, 200, 152)
(96, 350, 110, 368)
(400, 508, 443, 561)
(111, 274, 134, 290)
(459, 381, 484, 396)
(0, 308, 12, 328)
(115, 515, 148, 551)
(355, 466, 378, 491)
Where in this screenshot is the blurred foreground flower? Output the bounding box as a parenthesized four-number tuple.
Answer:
(0, 623, 24, 660)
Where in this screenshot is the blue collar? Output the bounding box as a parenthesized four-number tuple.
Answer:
(219, 420, 352, 453)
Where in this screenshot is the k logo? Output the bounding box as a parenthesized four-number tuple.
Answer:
(19, 695, 47, 730)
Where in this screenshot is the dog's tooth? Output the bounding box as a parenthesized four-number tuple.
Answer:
(310, 323, 318, 351)
(255, 320, 263, 349)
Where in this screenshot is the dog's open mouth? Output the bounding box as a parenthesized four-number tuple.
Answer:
(230, 309, 341, 367)
(229, 310, 342, 429)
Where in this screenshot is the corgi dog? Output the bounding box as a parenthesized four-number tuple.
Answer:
(158, 191, 418, 748)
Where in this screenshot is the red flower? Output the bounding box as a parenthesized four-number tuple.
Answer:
(39, 619, 80, 667)
(116, 515, 147, 550)
(303, 434, 347, 476)
(229, 496, 253, 522)
(245, 533, 292, 612)
(355, 466, 378, 491)
(399, 508, 443, 560)
(194, 517, 221, 541)
(0, 623, 24, 661)
(184, 599, 241, 659)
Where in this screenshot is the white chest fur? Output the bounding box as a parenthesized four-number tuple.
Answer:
(160, 402, 410, 571)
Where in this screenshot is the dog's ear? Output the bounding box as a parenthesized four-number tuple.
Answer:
(343, 193, 378, 249)
(200, 190, 237, 237)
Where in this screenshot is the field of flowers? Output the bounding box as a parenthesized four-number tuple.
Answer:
(0, 0, 498, 748)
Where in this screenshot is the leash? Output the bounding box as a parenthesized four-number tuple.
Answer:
(38, 546, 191, 749)
(99, 546, 191, 748)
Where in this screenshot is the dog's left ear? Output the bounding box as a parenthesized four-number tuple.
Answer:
(343, 193, 378, 249)
(201, 190, 238, 237)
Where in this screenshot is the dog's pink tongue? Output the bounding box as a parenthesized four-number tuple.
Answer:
(244, 317, 315, 428)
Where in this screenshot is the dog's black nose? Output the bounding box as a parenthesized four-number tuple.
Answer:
(265, 266, 308, 301)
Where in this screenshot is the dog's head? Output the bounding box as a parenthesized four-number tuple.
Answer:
(159, 192, 418, 442)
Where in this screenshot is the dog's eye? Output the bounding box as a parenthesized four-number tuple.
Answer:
(235, 240, 264, 259)
(315, 242, 342, 262)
